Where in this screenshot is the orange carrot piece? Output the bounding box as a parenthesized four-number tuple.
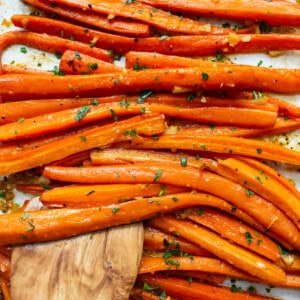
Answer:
(0, 114, 166, 175)
(139, 255, 258, 282)
(0, 98, 101, 124)
(50, 0, 227, 35)
(278, 253, 300, 274)
(40, 184, 187, 208)
(49, 150, 92, 167)
(132, 133, 300, 165)
(131, 288, 164, 300)
(138, 274, 277, 300)
(143, 226, 212, 257)
(149, 216, 286, 285)
(42, 164, 300, 249)
(0, 31, 112, 72)
(215, 158, 300, 225)
(0, 277, 10, 300)
(140, 0, 300, 26)
(176, 271, 226, 284)
(0, 253, 10, 281)
(187, 208, 281, 262)
(12, 15, 300, 56)
(16, 184, 51, 196)
(266, 96, 300, 119)
(59, 50, 123, 75)
(23, 0, 150, 37)
(1, 64, 51, 75)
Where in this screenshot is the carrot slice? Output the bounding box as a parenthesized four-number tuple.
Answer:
(138, 273, 278, 299)
(41, 184, 187, 208)
(42, 164, 300, 249)
(139, 255, 258, 282)
(0, 114, 165, 175)
(149, 216, 286, 285)
(140, 0, 300, 26)
(187, 208, 281, 262)
(23, 0, 150, 37)
(50, 0, 227, 35)
(59, 50, 123, 75)
(143, 226, 212, 257)
(12, 15, 300, 56)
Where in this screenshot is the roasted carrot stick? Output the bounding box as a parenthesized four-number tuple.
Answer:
(59, 50, 123, 75)
(143, 226, 212, 257)
(140, 0, 300, 26)
(1, 64, 51, 75)
(174, 271, 226, 284)
(0, 31, 112, 72)
(138, 273, 278, 299)
(132, 133, 300, 165)
(42, 164, 300, 249)
(266, 96, 300, 119)
(215, 158, 300, 225)
(0, 98, 101, 124)
(0, 100, 278, 141)
(139, 255, 258, 282)
(40, 184, 187, 208)
(12, 15, 300, 56)
(49, 150, 92, 167)
(50, 0, 228, 35)
(0, 114, 165, 175)
(187, 208, 281, 262)
(278, 253, 300, 274)
(149, 216, 286, 285)
(0, 253, 10, 281)
(23, 0, 150, 37)
(16, 184, 51, 196)
(131, 288, 166, 300)
(0, 277, 10, 300)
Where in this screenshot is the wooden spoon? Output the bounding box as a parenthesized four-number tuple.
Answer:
(10, 199, 144, 300)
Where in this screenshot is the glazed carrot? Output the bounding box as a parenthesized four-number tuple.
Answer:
(176, 272, 226, 284)
(131, 288, 165, 300)
(215, 158, 300, 224)
(41, 184, 187, 208)
(51, 0, 227, 35)
(0, 98, 101, 124)
(23, 0, 150, 37)
(266, 96, 300, 119)
(149, 216, 286, 285)
(138, 274, 278, 299)
(12, 16, 300, 56)
(59, 50, 123, 75)
(143, 226, 212, 257)
(139, 255, 258, 282)
(42, 164, 300, 249)
(278, 253, 300, 274)
(16, 184, 51, 196)
(49, 150, 92, 167)
(139, 0, 300, 26)
(0, 277, 10, 300)
(132, 133, 300, 165)
(0, 114, 166, 175)
(0, 31, 112, 72)
(0, 192, 266, 246)
(187, 208, 281, 262)
(1, 64, 51, 75)
(0, 253, 10, 281)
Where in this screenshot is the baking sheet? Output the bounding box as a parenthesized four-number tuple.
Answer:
(0, 1, 299, 299)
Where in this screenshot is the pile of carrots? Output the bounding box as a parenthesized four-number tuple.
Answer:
(0, 0, 300, 299)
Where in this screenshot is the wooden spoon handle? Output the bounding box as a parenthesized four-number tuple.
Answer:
(11, 222, 143, 300)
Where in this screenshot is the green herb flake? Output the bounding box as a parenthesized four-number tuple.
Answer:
(112, 207, 120, 213)
(245, 189, 255, 197)
(27, 221, 35, 232)
(86, 190, 95, 196)
(256, 148, 263, 154)
(201, 72, 209, 81)
(180, 157, 188, 167)
(110, 108, 118, 121)
(75, 106, 91, 122)
(198, 208, 204, 215)
(129, 129, 137, 136)
(74, 51, 81, 60)
(172, 197, 179, 202)
(154, 169, 163, 182)
(136, 90, 153, 104)
(91, 99, 99, 106)
(20, 46, 27, 54)
(21, 211, 29, 221)
(17, 117, 25, 124)
(54, 50, 62, 59)
(79, 136, 87, 141)
(244, 232, 254, 244)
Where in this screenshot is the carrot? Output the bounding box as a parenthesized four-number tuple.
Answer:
(143, 226, 212, 257)
(131, 133, 300, 165)
(0, 253, 10, 281)
(0, 191, 267, 246)
(138, 274, 278, 299)
(0, 31, 112, 73)
(187, 208, 281, 262)
(50, 0, 228, 35)
(278, 253, 300, 274)
(0, 114, 166, 175)
(23, 0, 150, 37)
(1, 64, 51, 75)
(149, 216, 286, 285)
(40, 184, 187, 208)
(42, 164, 300, 249)
(175, 271, 226, 284)
(0, 98, 102, 124)
(0, 100, 278, 141)
(16, 184, 51, 196)
(59, 50, 123, 75)
(139, 0, 300, 26)
(49, 150, 92, 167)
(0, 277, 10, 300)
(131, 288, 165, 300)
(215, 158, 300, 225)
(139, 255, 258, 282)
(12, 15, 300, 56)
(266, 96, 300, 119)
